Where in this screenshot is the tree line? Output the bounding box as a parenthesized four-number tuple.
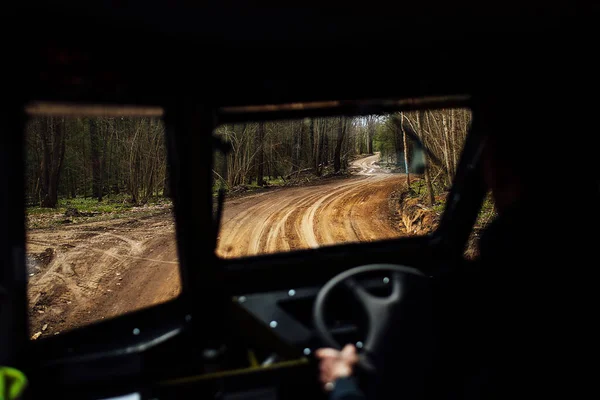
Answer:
(213, 116, 382, 188)
(375, 109, 471, 205)
(24, 109, 469, 209)
(213, 109, 470, 200)
(25, 116, 168, 207)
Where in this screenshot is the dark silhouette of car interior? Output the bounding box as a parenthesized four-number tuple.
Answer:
(2, 2, 597, 400)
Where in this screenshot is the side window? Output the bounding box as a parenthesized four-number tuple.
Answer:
(25, 106, 181, 340)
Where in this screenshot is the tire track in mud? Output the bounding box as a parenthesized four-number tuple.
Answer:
(265, 178, 366, 251)
(26, 212, 179, 337)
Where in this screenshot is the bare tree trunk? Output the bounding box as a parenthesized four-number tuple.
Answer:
(401, 113, 411, 188)
(70, 167, 75, 198)
(101, 120, 108, 198)
(39, 119, 51, 206)
(292, 121, 302, 172)
(358, 124, 366, 154)
(256, 122, 265, 186)
(244, 124, 253, 184)
(81, 124, 87, 197)
(90, 119, 103, 201)
(334, 117, 347, 173)
(107, 128, 115, 195)
(267, 133, 272, 179)
(309, 118, 315, 171)
(322, 123, 329, 166)
(317, 120, 326, 175)
(163, 163, 171, 197)
(40, 117, 66, 208)
(393, 118, 403, 167)
(129, 121, 140, 204)
(450, 109, 458, 176)
(441, 112, 453, 185)
(366, 116, 375, 154)
(416, 111, 435, 206)
(313, 119, 321, 175)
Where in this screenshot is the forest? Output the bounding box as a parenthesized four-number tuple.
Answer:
(211, 108, 471, 205)
(25, 117, 168, 208)
(24, 109, 470, 210)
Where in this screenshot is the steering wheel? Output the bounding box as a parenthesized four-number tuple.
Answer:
(313, 264, 427, 371)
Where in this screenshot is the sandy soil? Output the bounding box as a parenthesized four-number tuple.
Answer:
(27, 211, 180, 338)
(26, 154, 405, 338)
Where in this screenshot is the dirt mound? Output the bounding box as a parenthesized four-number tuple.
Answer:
(391, 182, 496, 259)
(26, 247, 55, 275)
(392, 190, 441, 235)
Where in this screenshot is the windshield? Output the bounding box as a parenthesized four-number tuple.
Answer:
(24, 106, 181, 339)
(214, 109, 473, 259)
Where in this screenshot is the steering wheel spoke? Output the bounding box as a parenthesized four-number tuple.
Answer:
(344, 277, 375, 305)
(390, 271, 404, 302)
(313, 264, 426, 372)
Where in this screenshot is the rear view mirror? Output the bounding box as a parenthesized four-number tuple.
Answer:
(375, 113, 427, 175)
(407, 137, 426, 175)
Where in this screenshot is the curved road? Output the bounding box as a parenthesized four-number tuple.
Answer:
(217, 153, 405, 258)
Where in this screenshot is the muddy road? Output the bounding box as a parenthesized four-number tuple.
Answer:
(27, 153, 405, 337)
(217, 153, 405, 258)
(27, 209, 181, 337)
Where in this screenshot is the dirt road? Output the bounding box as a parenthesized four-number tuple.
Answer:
(26, 209, 180, 337)
(217, 153, 405, 258)
(27, 153, 404, 337)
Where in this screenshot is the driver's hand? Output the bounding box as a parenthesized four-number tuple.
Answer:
(315, 344, 358, 390)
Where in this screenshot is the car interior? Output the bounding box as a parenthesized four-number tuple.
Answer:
(2, 2, 598, 400)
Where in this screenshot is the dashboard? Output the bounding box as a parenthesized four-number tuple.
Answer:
(233, 275, 395, 362)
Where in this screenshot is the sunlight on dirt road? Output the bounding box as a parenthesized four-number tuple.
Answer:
(26, 153, 404, 337)
(217, 153, 405, 258)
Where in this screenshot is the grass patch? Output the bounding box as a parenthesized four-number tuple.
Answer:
(26, 195, 173, 230)
(27, 197, 131, 215)
(63, 196, 133, 213)
(407, 178, 447, 213)
(474, 193, 497, 228)
(407, 178, 496, 222)
(26, 206, 65, 215)
(408, 179, 426, 195)
(401, 178, 498, 259)
(265, 177, 286, 186)
(432, 202, 446, 214)
(27, 194, 171, 215)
